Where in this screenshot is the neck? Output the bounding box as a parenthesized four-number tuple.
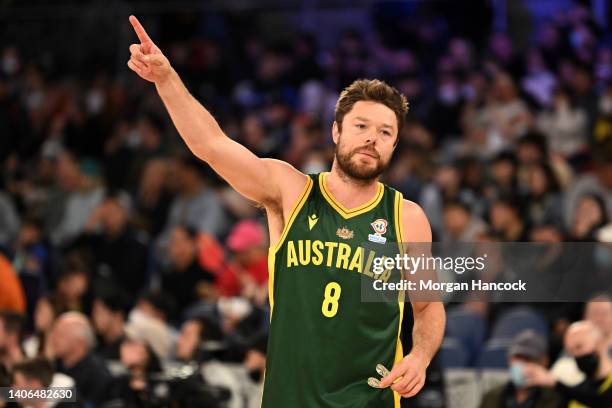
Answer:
(104, 321, 124, 344)
(596, 355, 611, 379)
(326, 165, 380, 208)
(514, 387, 530, 402)
(62, 348, 87, 369)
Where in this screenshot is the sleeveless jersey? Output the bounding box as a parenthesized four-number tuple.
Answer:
(262, 172, 410, 408)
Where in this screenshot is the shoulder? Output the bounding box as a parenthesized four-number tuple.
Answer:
(401, 199, 432, 242)
(261, 159, 309, 207)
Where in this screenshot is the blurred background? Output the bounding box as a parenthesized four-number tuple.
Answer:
(0, 0, 611, 407)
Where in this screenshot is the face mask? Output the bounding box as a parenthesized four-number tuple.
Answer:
(599, 98, 612, 115)
(248, 369, 262, 383)
(575, 352, 599, 377)
(510, 363, 527, 387)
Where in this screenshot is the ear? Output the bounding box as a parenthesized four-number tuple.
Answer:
(332, 121, 340, 145)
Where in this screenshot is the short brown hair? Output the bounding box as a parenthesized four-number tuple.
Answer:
(12, 357, 54, 388)
(334, 79, 409, 135)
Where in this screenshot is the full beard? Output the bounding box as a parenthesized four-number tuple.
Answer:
(335, 143, 389, 182)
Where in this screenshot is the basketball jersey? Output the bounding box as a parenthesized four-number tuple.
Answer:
(262, 172, 410, 408)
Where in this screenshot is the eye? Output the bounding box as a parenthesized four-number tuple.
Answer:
(356, 124, 366, 130)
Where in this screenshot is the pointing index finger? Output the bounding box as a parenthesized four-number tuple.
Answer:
(129, 15, 152, 44)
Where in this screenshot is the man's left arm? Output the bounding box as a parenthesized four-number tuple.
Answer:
(379, 200, 446, 398)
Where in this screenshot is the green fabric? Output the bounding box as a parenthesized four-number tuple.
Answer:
(262, 173, 409, 408)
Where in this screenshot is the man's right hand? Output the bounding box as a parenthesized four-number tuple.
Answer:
(128, 15, 171, 84)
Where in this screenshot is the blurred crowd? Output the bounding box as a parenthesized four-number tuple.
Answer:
(0, 1, 611, 407)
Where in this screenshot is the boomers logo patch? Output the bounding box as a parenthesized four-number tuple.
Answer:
(368, 218, 388, 244)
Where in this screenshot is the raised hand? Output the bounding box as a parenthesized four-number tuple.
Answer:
(127, 15, 171, 83)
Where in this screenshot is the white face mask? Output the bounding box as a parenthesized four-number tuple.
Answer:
(2, 55, 18, 75)
(599, 97, 612, 114)
(86, 89, 105, 114)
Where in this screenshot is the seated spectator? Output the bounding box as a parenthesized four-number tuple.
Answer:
(49, 151, 105, 247)
(161, 225, 216, 312)
(0, 255, 26, 314)
(176, 317, 241, 408)
(12, 215, 52, 319)
(479, 330, 563, 408)
(176, 317, 225, 363)
(49, 312, 112, 406)
(441, 200, 486, 242)
(0, 311, 24, 371)
(76, 191, 150, 293)
(524, 321, 612, 407)
(11, 357, 78, 408)
(551, 295, 612, 386)
(158, 155, 229, 245)
(569, 194, 609, 241)
(92, 288, 131, 360)
(125, 296, 174, 361)
(222, 220, 269, 304)
(108, 335, 163, 407)
(0, 191, 19, 250)
(48, 252, 90, 315)
(23, 297, 58, 358)
(241, 333, 268, 408)
(488, 196, 529, 241)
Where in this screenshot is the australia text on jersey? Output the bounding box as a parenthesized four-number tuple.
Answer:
(285, 239, 395, 283)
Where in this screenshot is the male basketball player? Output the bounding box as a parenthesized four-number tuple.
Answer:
(127, 15, 445, 407)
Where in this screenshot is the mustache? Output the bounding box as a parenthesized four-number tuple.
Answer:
(352, 146, 380, 159)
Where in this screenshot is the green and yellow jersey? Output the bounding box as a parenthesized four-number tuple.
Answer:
(262, 172, 410, 408)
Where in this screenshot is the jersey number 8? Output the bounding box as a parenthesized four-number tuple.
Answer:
(322, 282, 342, 318)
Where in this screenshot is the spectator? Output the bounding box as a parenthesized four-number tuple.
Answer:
(551, 295, 612, 386)
(442, 200, 487, 242)
(0, 191, 19, 250)
(0, 311, 24, 370)
(49, 152, 105, 247)
(12, 215, 52, 318)
(161, 225, 216, 312)
(221, 220, 269, 303)
(488, 196, 529, 241)
(107, 335, 163, 407)
(49, 312, 112, 406)
(175, 317, 241, 408)
(23, 297, 58, 358)
(525, 321, 612, 407)
(77, 191, 150, 293)
(92, 288, 131, 361)
(569, 194, 609, 241)
(11, 357, 77, 408)
(49, 252, 90, 315)
(133, 158, 173, 237)
(479, 330, 563, 408)
(158, 155, 229, 244)
(524, 162, 564, 227)
(536, 87, 589, 161)
(125, 296, 174, 360)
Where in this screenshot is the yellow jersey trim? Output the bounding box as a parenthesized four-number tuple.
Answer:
(393, 191, 405, 408)
(268, 176, 313, 314)
(318, 172, 384, 219)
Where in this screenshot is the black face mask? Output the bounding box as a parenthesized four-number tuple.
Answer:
(248, 369, 263, 383)
(575, 352, 599, 378)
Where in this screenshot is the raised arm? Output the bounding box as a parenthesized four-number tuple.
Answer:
(126, 15, 305, 209)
